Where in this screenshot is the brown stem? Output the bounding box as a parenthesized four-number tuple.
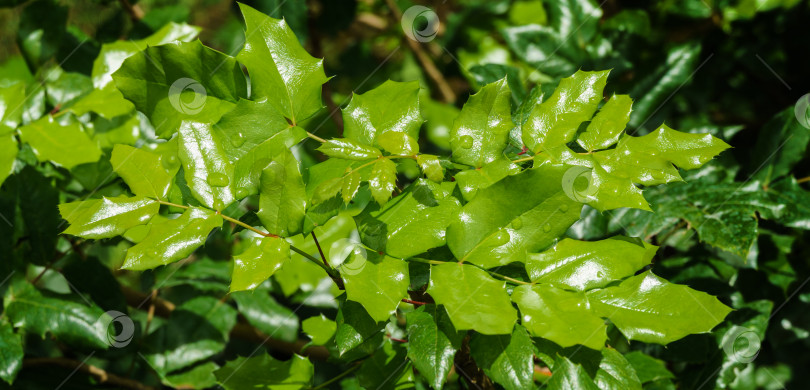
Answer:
(310, 231, 329, 268)
(383, 0, 456, 103)
(118, 0, 144, 21)
(119, 285, 330, 360)
(401, 298, 428, 306)
(797, 176, 810, 184)
(23, 358, 155, 390)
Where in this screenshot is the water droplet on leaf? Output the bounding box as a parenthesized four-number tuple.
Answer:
(542, 224, 551, 233)
(511, 217, 523, 229)
(459, 135, 473, 149)
(231, 132, 246, 148)
(492, 230, 510, 246)
(560, 204, 569, 212)
(207, 173, 230, 187)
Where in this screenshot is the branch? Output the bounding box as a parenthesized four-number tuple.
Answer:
(120, 286, 330, 360)
(383, 0, 456, 103)
(23, 357, 155, 390)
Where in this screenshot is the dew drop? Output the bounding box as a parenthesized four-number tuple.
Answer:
(492, 230, 510, 246)
(542, 223, 551, 233)
(459, 135, 473, 149)
(560, 204, 569, 212)
(511, 217, 523, 230)
(161, 154, 178, 170)
(231, 132, 246, 148)
(207, 173, 230, 187)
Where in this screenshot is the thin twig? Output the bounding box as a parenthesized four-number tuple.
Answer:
(311, 231, 330, 267)
(797, 176, 810, 184)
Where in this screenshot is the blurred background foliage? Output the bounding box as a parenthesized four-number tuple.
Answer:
(1, 0, 809, 389)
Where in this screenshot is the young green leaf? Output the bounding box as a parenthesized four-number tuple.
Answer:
(257, 150, 306, 237)
(427, 263, 517, 335)
(454, 157, 520, 201)
(451, 77, 513, 167)
(177, 121, 237, 211)
(238, 3, 328, 123)
(577, 94, 633, 152)
(377, 131, 419, 155)
(341, 169, 361, 204)
(522, 70, 609, 153)
(317, 138, 382, 161)
(470, 325, 534, 390)
(416, 154, 444, 182)
(230, 236, 290, 292)
(586, 271, 732, 344)
(342, 80, 422, 148)
(18, 115, 101, 169)
(406, 305, 464, 390)
(526, 237, 658, 291)
(369, 158, 396, 206)
(343, 254, 409, 322)
(59, 196, 159, 239)
(302, 314, 336, 345)
(111, 144, 175, 200)
(122, 207, 222, 270)
(511, 284, 607, 350)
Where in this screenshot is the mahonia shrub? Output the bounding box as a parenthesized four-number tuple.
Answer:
(2, 4, 734, 390)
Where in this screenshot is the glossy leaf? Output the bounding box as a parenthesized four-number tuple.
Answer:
(317, 138, 381, 161)
(113, 40, 247, 137)
(122, 207, 222, 270)
(369, 158, 396, 206)
(177, 121, 237, 210)
(447, 164, 582, 268)
(18, 115, 101, 169)
(302, 314, 336, 345)
(343, 254, 409, 322)
(232, 124, 307, 198)
(586, 271, 732, 344)
(454, 157, 520, 202)
(59, 195, 158, 239)
(3, 279, 108, 349)
(416, 154, 444, 182)
(230, 236, 290, 292)
(406, 305, 463, 390)
(469, 325, 534, 390)
(377, 131, 418, 155)
(231, 290, 299, 342)
(577, 94, 633, 152)
(548, 356, 600, 390)
(257, 150, 306, 237)
(594, 348, 642, 390)
(427, 263, 517, 335)
(111, 144, 175, 200)
(526, 237, 658, 291)
(355, 179, 460, 259)
(511, 284, 607, 350)
(623, 351, 673, 384)
(451, 78, 513, 167)
(238, 3, 327, 123)
(522, 70, 608, 153)
(0, 134, 18, 188)
(615, 125, 731, 171)
(0, 321, 23, 385)
(216, 353, 313, 390)
(335, 299, 384, 357)
(343, 80, 422, 148)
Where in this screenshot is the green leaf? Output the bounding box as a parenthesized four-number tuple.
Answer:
(177, 121, 237, 210)
(369, 158, 397, 206)
(59, 195, 159, 239)
(613, 125, 731, 171)
(216, 353, 313, 390)
(122, 207, 222, 270)
(377, 131, 419, 155)
(163, 362, 218, 389)
(257, 150, 307, 236)
(586, 271, 732, 345)
(451, 78, 513, 167)
(522, 70, 609, 154)
(335, 299, 384, 358)
(230, 236, 290, 292)
(548, 356, 600, 390)
(526, 237, 658, 291)
(0, 321, 23, 385)
(623, 352, 673, 384)
(355, 179, 461, 259)
(343, 80, 422, 148)
(92, 22, 200, 88)
(18, 115, 101, 169)
(232, 123, 307, 199)
(511, 284, 606, 350)
(144, 297, 237, 375)
(0, 82, 25, 131)
(416, 154, 444, 182)
(427, 263, 517, 335)
(594, 348, 642, 390)
(113, 40, 247, 137)
(238, 3, 328, 123)
(0, 134, 18, 188)
(341, 170, 361, 204)
(3, 278, 108, 349)
(405, 305, 463, 390)
(343, 254, 409, 322)
(317, 138, 381, 161)
(356, 341, 413, 390)
(302, 314, 336, 345)
(454, 157, 521, 202)
(577, 94, 633, 152)
(111, 144, 175, 200)
(232, 290, 299, 342)
(469, 325, 534, 390)
(447, 165, 582, 268)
